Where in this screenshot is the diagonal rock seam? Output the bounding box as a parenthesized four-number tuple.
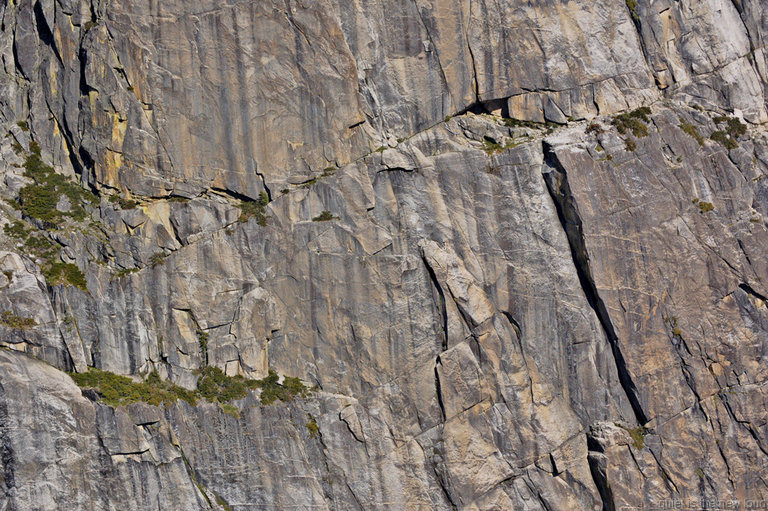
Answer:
(541, 141, 648, 428)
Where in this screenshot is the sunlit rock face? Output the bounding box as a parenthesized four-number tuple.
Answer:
(0, 0, 767, 509)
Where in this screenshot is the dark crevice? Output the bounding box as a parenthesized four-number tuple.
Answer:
(435, 357, 446, 422)
(422, 256, 448, 351)
(587, 450, 615, 511)
(78, 47, 96, 95)
(501, 310, 522, 339)
(11, 29, 28, 79)
(542, 141, 648, 427)
(33, 1, 64, 67)
(739, 282, 768, 302)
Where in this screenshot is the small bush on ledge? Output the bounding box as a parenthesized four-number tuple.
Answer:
(312, 210, 335, 222)
(70, 366, 313, 408)
(0, 311, 37, 330)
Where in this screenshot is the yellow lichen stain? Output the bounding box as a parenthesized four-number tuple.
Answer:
(88, 90, 99, 113)
(105, 150, 123, 184)
(111, 113, 127, 150)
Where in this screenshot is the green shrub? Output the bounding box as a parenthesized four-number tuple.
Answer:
(626, 0, 639, 23)
(586, 123, 604, 135)
(2, 220, 86, 289)
(0, 311, 37, 330)
(312, 210, 335, 222)
(711, 115, 746, 149)
(70, 368, 199, 407)
(306, 414, 319, 438)
(679, 118, 704, 146)
(149, 252, 165, 268)
(42, 262, 88, 291)
(238, 192, 269, 226)
(109, 194, 137, 209)
(16, 120, 29, 132)
(612, 107, 651, 138)
(256, 369, 311, 405)
(16, 150, 97, 225)
(710, 130, 737, 149)
(71, 365, 312, 409)
(625, 138, 637, 152)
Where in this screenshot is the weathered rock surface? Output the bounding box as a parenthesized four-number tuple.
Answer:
(0, 0, 767, 509)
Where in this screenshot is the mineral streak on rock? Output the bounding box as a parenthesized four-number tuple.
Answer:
(0, 0, 767, 509)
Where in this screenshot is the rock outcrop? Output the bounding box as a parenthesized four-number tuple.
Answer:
(1, 0, 767, 509)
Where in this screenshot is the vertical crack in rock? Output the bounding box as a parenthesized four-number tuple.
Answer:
(33, 1, 64, 67)
(422, 256, 448, 351)
(586, 433, 616, 511)
(0, 384, 15, 500)
(542, 141, 648, 427)
(434, 356, 446, 422)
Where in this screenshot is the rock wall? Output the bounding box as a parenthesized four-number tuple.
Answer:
(0, 0, 767, 509)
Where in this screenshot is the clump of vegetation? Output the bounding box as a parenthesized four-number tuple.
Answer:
(375, 146, 387, 153)
(43, 262, 88, 291)
(624, 138, 637, 152)
(586, 122, 604, 135)
(0, 311, 37, 330)
(482, 136, 519, 155)
(501, 117, 559, 130)
(70, 369, 199, 407)
(709, 115, 747, 151)
(306, 414, 320, 438)
(312, 210, 336, 222)
(710, 131, 737, 150)
(300, 177, 318, 188)
(197, 329, 209, 363)
(4, 220, 88, 290)
(713, 115, 747, 138)
(149, 252, 165, 268)
(16, 143, 97, 225)
(663, 315, 683, 337)
(109, 194, 138, 209)
(71, 363, 314, 409)
(710, 115, 747, 149)
(238, 191, 269, 226)
(16, 120, 29, 132)
(197, 366, 252, 403)
(616, 423, 647, 449)
(626, 0, 640, 23)
(679, 118, 704, 146)
(692, 198, 714, 213)
(256, 369, 312, 405)
(219, 403, 240, 418)
(112, 267, 139, 279)
(444, 115, 452, 123)
(612, 107, 651, 138)
(197, 366, 311, 406)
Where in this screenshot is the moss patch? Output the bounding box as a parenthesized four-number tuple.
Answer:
(616, 423, 647, 449)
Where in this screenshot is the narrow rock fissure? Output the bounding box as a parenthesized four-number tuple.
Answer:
(422, 256, 448, 351)
(434, 356, 446, 422)
(541, 141, 648, 427)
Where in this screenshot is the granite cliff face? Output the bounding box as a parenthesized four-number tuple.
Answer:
(1, 0, 768, 509)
